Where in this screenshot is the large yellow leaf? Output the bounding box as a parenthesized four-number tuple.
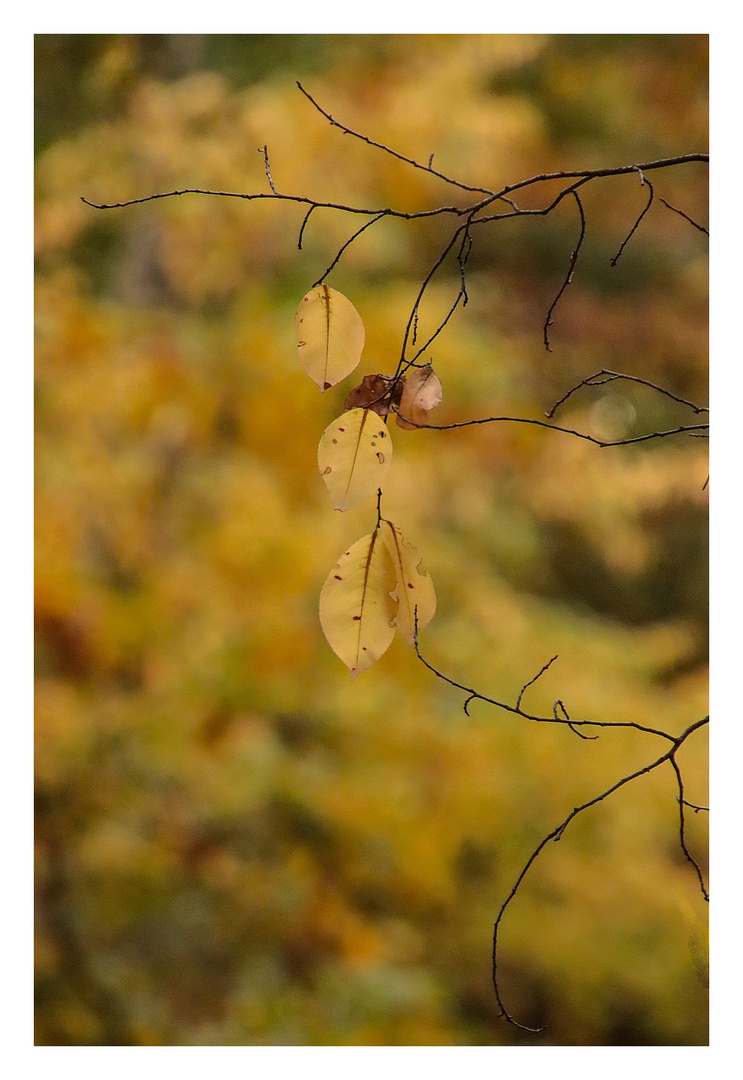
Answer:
(318, 408, 392, 512)
(295, 285, 365, 390)
(319, 527, 397, 678)
(380, 520, 436, 644)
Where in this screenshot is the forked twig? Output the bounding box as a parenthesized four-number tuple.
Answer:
(490, 716, 708, 1030)
(546, 369, 709, 419)
(413, 610, 708, 1031)
(395, 409, 708, 448)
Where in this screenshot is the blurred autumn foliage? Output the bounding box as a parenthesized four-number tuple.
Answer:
(34, 34, 708, 1046)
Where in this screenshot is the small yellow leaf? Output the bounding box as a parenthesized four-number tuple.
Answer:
(380, 520, 436, 644)
(318, 408, 392, 512)
(295, 285, 365, 390)
(396, 364, 443, 429)
(319, 528, 397, 678)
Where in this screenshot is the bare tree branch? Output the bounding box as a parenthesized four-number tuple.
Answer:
(395, 408, 708, 447)
(412, 604, 708, 1030)
(81, 82, 706, 374)
(413, 614, 677, 743)
(546, 369, 709, 419)
(80, 84, 709, 1035)
(489, 715, 708, 1030)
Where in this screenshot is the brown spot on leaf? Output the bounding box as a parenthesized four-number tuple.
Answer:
(377, 452, 385, 463)
(323, 382, 331, 390)
(352, 615, 361, 621)
(334, 575, 342, 580)
(323, 467, 332, 475)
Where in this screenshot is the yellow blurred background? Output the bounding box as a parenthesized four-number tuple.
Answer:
(34, 34, 708, 1045)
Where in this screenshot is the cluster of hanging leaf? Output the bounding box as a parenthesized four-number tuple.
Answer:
(295, 285, 441, 677)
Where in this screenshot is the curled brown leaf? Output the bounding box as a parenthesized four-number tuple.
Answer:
(344, 373, 406, 416)
(396, 364, 443, 429)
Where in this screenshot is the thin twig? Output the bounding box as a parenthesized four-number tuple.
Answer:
(669, 754, 709, 901)
(258, 144, 278, 195)
(457, 224, 473, 307)
(554, 699, 599, 741)
(516, 655, 559, 711)
(297, 204, 315, 249)
(296, 81, 497, 197)
(543, 189, 587, 351)
(659, 196, 709, 235)
(80, 189, 462, 220)
(409, 294, 465, 366)
(404, 225, 474, 367)
(312, 212, 388, 286)
(395, 222, 470, 380)
(546, 369, 709, 419)
(611, 175, 655, 266)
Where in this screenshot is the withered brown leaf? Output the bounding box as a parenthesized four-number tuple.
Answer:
(396, 364, 443, 429)
(344, 374, 405, 417)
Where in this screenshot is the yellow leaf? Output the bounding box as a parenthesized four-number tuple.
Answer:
(319, 528, 397, 678)
(396, 363, 443, 429)
(295, 285, 365, 390)
(380, 520, 436, 645)
(318, 408, 392, 512)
